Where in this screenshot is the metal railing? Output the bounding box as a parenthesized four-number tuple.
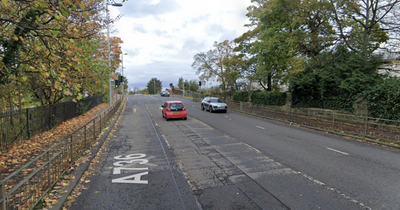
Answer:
(0, 98, 122, 210)
(228, 101, 400, 144)
(0, 96, 103, 151)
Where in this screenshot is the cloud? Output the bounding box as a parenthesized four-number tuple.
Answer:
(118, 0, 180, 18)
(110, 0, 252, 89)
(133, 24, 147, 33)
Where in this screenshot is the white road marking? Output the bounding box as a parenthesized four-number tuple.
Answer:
(223, 115, 232, 120)
(256, 126, 265, 130)
(326, 147, 349, 155)
(134, 108, 137, 112)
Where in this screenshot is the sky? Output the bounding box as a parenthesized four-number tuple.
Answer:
(109, 0, 252, 90)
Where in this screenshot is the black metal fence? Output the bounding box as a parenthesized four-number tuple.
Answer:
(0, 98, 122, 210)
(0, 96, 103, 152)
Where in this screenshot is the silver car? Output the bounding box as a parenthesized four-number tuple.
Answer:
(201, 97, 228, 113)
(160, 90, 170, 97)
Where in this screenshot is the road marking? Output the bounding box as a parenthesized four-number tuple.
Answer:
(112, 154, 151, 184)
(223, 115, 232, 120)
(256, 126, 265, 130)
(134, 108, 137, 112)
(326, 147, 349, 155)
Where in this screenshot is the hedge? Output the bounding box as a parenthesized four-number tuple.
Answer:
(251, 91, 286, 106)
(232, 91, 249, 102)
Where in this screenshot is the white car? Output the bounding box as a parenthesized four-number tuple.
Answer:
(201, 97, 228, 113)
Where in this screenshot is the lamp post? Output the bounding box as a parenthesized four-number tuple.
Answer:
(121, 52, 127, 96)
(105, 0, 123, 108)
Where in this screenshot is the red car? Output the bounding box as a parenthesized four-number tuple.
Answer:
(161, 101, 188, 121)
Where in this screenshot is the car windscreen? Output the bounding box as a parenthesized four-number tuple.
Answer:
(169, 103, 184, 111)
(210, 98, 223, 103)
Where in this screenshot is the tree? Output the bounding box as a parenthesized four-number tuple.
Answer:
(188, 79, 199, 92)
(0, 0, 125, 112)
(329, 0, 395, 57)
(177, 77, 184, 89)
(146, 78, 162, 94)
(235, 0, 335, 91)
(192, 40, 240, 94)
(290, 45, 383, 110)
(0, 0, 126, 113)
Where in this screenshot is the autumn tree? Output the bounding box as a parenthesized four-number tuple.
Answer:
(0, 0, 124, 112)
(192, 40, 242, 94)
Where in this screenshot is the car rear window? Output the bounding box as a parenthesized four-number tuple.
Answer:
(169, 103, 184, 111)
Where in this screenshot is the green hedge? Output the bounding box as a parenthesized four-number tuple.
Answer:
(251, 91, 286, 106)
(363, 77, 400, 120)
(232, 91, 249, 102)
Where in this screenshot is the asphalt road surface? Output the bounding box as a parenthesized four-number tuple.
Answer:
(69, 94, 400, 210)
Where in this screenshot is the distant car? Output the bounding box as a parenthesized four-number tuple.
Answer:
(201, 97, 228, 113)
(161, 101, 187, 121)
(160, 90, 170, 97)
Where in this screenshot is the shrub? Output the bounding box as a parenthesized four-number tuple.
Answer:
(251, 91, 286, 106)
(363, 77, 400, 120)
(232, 91, 249, 102)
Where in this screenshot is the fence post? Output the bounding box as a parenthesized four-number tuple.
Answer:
(240, 101, 243, 112)
(70, 136, 73, 163)
(93, 119, 96, 140)
(84, 125, 87, 147)
(1, 182, 6, 210)
(47, 106, 51, 130)
(364, 116, 368, 134)
(26, 109, 30, 139)
(332, 113, 335, 131)
(47, 151, 51, 189)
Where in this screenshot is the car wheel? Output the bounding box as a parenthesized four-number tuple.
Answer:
(201, 104, 205, 111)
(224, 110, 227, 113)
(209, 106, 213, 113)
(184, 117, 187, 120)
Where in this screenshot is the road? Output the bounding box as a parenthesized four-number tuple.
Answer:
(69, 94, 400, 210)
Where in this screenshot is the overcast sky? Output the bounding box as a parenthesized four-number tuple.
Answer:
(109, 0, 252, 90)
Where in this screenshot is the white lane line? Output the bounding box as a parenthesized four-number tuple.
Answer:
(326, 147, 349, 155)
(223, 115, 232, 121)
(256, 126, 265, 130)
(134, 108, 137, 112)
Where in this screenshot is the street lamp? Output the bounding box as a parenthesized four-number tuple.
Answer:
(105, 0, 123, 108)
(121, 52, 127, 96)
